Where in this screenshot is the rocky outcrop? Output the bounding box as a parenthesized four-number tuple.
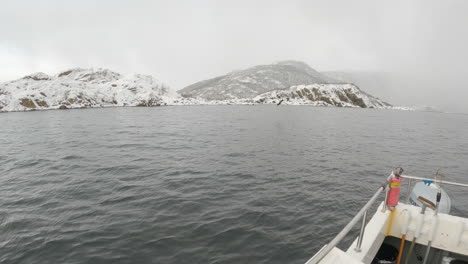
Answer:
(20, 98, 36, 109)
(253, 84, 391, 108)
(23, 72, 51, 81)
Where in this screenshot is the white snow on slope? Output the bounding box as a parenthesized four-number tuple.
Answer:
(252, 84, 392, 108)
(179, 60, 337, 100)
(0, 68, 413, 112)
(0, 68, 177, 112)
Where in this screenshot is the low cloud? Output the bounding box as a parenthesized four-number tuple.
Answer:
(1, 0, 467, 112)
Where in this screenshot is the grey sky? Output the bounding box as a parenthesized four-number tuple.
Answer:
(1, 0, 468, 112)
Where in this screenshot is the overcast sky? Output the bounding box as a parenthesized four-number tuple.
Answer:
(1, 0, 468, 112)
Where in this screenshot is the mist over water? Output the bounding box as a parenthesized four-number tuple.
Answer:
(1, 106, 468, 264)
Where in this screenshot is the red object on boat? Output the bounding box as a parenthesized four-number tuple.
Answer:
(387, 175, 402, 206)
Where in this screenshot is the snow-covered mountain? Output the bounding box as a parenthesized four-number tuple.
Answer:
(178, 60, 394, 108)
(0, 68, 177, 112)
(0, 64, 404, 112)
(179, 60, 340, 100)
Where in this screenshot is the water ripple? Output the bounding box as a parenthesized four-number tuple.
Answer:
(0, 106, 468, 264)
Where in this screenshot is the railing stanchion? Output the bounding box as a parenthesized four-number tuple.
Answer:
(381, 186, 389, 212)
(406, 178, 413, 204)
(354, 209, 368, 252)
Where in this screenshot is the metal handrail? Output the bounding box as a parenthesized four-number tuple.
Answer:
(402, 175, 468, 188)
(305, 186, 385, 264)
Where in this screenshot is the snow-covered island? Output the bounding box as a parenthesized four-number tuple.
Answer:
(0, 61, 409, 112)
(0, 68, 180, 112)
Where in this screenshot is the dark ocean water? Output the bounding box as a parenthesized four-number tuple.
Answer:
(1, 105, 468, 264)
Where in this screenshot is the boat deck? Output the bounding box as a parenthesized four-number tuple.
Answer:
(314, 202, 468, 264)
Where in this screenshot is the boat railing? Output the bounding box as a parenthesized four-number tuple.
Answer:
(305, 174, 468, 264)
(403, 175, 468, 203)
(305, 185, 385, 264)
